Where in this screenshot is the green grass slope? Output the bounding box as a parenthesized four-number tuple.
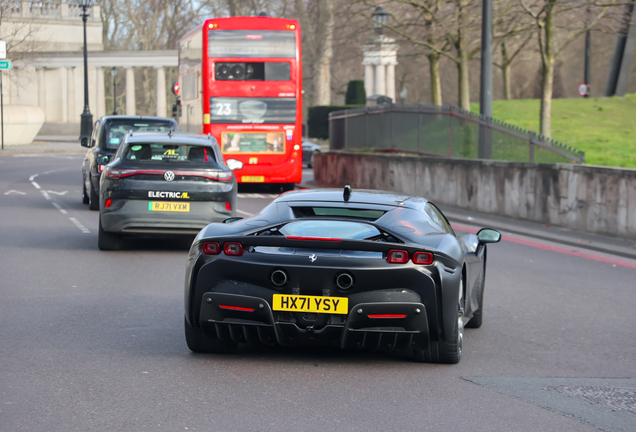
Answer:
(471, 94, 636, 168)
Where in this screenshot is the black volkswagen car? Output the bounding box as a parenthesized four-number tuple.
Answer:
(98, 132, 237, 250)
(81, 116, 179, 210)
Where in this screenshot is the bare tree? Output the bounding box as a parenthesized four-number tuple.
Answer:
(520, 0, 616, 136)
(295, 0, 335, 106)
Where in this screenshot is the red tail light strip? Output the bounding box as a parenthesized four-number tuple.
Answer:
(219, 305, 254, 312)
(368, 314, 407, 319)
(107, 169, 232, 181)
(285, 236, 341, 242)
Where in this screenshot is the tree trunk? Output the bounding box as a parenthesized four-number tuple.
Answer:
(428, 52, 442, 105)
(456, 0, 470, 110)
(313, 0, 334, 106)
(501, 43, 512, 100)
(539, 0, 557, 137)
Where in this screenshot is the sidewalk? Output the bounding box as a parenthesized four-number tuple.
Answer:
(299, 176, 636, 261)
(0, 140, 82, 154)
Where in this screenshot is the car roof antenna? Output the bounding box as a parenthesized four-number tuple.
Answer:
(343, 185, 352, 202)
(168, 130, 172, 138)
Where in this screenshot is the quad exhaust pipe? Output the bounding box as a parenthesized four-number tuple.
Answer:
(336, 273, 354, 290)
(271, 270, 288, 287)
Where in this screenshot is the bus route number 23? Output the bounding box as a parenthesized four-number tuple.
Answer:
(215, 103, 232, 116)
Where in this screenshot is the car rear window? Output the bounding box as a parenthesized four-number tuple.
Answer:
(279, 220, 381, 240)
(107, 120, 176, 148)
(292, 206, 386, 220)
(123, 144, 218, 164)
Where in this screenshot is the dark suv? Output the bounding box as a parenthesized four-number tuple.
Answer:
(81, 116, 179, 210)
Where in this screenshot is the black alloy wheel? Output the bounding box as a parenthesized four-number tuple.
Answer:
(88, 178, 99, 211)
(97, 215, 120, 251)
(82, 181, 89, 204)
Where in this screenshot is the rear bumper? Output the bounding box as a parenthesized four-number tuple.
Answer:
(232, 161, 302, 184)
(198, 292, 430, 352)
(101, 200, 231, 235)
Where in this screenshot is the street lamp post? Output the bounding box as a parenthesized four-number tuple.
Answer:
(78, 0, 93, 143)
(110, 67, 118, 115)
(372, 6, 388, 35)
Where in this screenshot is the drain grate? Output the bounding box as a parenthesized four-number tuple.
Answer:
(548, 386, 636, 415)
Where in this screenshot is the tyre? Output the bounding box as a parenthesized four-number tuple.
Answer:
(98, 215, 120, 251)
(82, 180, 89, 204)
(184, 317, 238, 353)
(414, 279, 463, 364)
(466, 263, 485, 329)
(88, 179, 99, 211)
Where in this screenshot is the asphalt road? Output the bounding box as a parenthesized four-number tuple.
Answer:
(1, 152, 635, 432)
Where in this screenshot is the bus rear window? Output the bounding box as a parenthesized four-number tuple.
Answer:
(208, 30, 296, 58)
(210, 97, 295, 123)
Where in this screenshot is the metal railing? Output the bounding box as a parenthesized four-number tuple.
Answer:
(329, 104, 585, 164)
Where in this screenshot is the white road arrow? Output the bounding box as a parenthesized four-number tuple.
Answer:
(4, 190, 26, 195)
(47, 190, 68, 195)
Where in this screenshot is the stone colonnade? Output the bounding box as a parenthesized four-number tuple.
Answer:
(34, 66, 169, 122)
(362, 35, 398, 101)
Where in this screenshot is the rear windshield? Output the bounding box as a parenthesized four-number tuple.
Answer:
(123, 144, 217, 164)
(107, 120, 176, 148)
(280, 220, 381, 240)
(208, 30, 296, 58)
(292, 207, 386, 220)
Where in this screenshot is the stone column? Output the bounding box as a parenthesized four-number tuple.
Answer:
(60, 67, 68, 123)
(156, 67, 166, 117)
(375, 64, 386, 97)
(364, 65, 375, 98)
(67, 68, 75, 123)
(38, 68, 46, 118)
(96, 67, 106, 118)
(386, 62, 396, 101)
(125, 67, 135, 116)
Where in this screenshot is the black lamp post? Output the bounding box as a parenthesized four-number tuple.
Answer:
(110, 67, 118, 115)
(78, 0, 93, 143)
(372, 6, 388, 35)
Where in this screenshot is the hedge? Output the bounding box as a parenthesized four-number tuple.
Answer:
(345, 80, 366, 105)
(307, 105, 363, 139)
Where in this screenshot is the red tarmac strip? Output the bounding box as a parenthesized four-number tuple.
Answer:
(452, 223, 636, 270)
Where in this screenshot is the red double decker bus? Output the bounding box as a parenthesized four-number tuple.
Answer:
(178, 16, 302, 189)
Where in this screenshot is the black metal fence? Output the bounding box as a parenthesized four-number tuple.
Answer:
(329, 104, 585, 164)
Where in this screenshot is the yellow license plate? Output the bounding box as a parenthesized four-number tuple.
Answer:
(148, 201, 190, 212)
(242, 176, 265, 183)
(272, 294, 348, 315)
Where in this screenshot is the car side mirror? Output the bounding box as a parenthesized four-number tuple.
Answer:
(223, 217, 243, 224)
(80, 137, 89, 147)
(96, 155, 110, 165)
(477, 228, 502, 244)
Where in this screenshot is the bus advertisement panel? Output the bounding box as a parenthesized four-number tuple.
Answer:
(178, 17, 302, 188)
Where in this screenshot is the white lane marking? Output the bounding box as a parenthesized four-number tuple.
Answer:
(47, 190, 68, 195)
(29, 174, 39, 181)
(69, 217, 90, 234)
(4, 190, 25, 195)
(40, 190, 51, 200)
(236, 209, 253, 216)
(31, 181, 41, 189)
(52, 202, 68, 214)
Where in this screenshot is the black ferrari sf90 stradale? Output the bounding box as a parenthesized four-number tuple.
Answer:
(184, 187, 501, 363)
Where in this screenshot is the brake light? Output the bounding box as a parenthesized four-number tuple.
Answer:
(387, 250, 409, 263)
(105, 168, 121, 178)
(202, 242, 220, 255)
(219, 305, 254, 312)
(412, 252, 434, 265)
(105, 199, 112, 208)
(286, 236, 341, 242)
(98, 164, 105, 172)
(368, 314, 407, 319)
(223, 242, 243, 256)
(225, 202, 231, 211)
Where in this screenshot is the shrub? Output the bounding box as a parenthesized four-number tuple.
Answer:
(345, 80, 366, 105)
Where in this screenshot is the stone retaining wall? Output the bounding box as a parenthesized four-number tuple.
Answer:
(313, 152, 636, 238)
